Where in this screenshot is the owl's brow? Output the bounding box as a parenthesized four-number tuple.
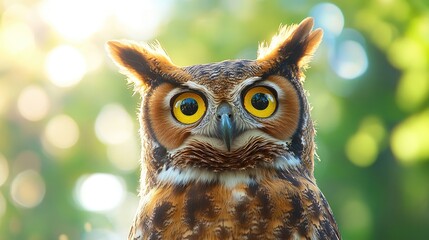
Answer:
(162, 81, 212, 106)
(230, 76, 262, 96)
(232, 77, 263, 92)
(180, 81, 211, 94)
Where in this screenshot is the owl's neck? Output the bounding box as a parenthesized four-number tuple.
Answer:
(155, 153, 301, 188)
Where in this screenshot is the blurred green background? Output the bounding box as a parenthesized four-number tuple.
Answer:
(0, 0, 428, 239)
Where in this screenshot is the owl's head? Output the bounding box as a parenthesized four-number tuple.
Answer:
(107, 18, 323, 186)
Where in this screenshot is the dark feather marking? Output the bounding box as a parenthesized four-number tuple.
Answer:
(172, 184, 187, 195)
(235, 198, 250, 226)
(316, 225, 329, 240)
(153, 146, 167, 164)
(274, 224, 293, 239)
(304, 189, 322, 220)
(246, 182, 259, 197)
(118, 47, 179, 88)
(152, 201, 173, 229)
(246, 232, 263, 240)
(286, 74, 306, 159)
(321, 219, 336, 239)
(319, 192, 341, 239)
(184, 183, 216, 228)
(320, 192, 339, 230)
(256, 189, 272, 220)
(288, 194, 304, 225)
(148, 231, 161, 240)
(215, 222, 232, 239)
(297, 218, 310, 237)
(255, 220, 269, 236)
(276, 169, 301, 187)
(184, 222, 206, 240)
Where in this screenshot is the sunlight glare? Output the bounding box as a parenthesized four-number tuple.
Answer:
(10, 170, 46, 208)
(95, 104, 134, 145)
(0, 5, 36, 55)
(38, 0, 110, 41)
(45, 45, 87, 88)
(75, 173, 125, 212)
(113, 0, 171, 40)
(17, 85, 50, 121)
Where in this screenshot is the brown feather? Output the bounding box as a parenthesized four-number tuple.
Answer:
(129, 168, 340, 240)
(261, 75, 301, 141)
(147, 83, 193, 149)
(170, 136, 287, 172)
(106, 40, 190, 91)
(257, 17, 324, 72)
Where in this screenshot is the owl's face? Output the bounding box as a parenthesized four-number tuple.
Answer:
(144, 61, 302, 172)
(107, 18, 323, 183)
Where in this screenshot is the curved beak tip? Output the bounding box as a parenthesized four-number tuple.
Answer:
(220, 114, 233, 152)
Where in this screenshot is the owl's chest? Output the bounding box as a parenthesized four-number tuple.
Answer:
(132, 176, 333, 240)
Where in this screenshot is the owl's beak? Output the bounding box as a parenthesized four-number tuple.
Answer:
(216, 103, 234, 151)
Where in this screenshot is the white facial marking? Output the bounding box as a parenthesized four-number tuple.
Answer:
(272, 154, 301, 170)
(156, 152, 301, 187)
(231, 189, 247, 202)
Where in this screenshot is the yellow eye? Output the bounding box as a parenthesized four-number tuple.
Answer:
(172, 92, 206, 124)
(243, 86, 277, 118)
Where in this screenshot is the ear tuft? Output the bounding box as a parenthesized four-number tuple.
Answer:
(106, 40, 184, 92)
(257, 17, 323, 70)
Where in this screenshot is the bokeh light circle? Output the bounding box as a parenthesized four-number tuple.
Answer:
(75, 173, 126, 212)
(332, 40, 368, 79)
(391, 110, 429, 164)
(310, 3, 344, 36)
(346, 132, 378, 167)
(10, 170, 46, 208)
(95, 104, 134, 145)
(17, 85, 50, 121)
(107, 138, 140, 172)
(45, 45, 87, 87)
(44, 114, 80, 149)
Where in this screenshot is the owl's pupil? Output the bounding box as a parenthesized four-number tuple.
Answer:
(251, 93, 269, 110)
(180, 98, 198, 116)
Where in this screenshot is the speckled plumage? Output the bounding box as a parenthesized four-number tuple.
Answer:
(107, 18, 340, 240)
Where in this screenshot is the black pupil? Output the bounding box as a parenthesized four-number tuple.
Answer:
(180, 98, 198, 116)
(251, 93, 269, 110)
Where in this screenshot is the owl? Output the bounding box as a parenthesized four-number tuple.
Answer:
(107, 18, 340, 240)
